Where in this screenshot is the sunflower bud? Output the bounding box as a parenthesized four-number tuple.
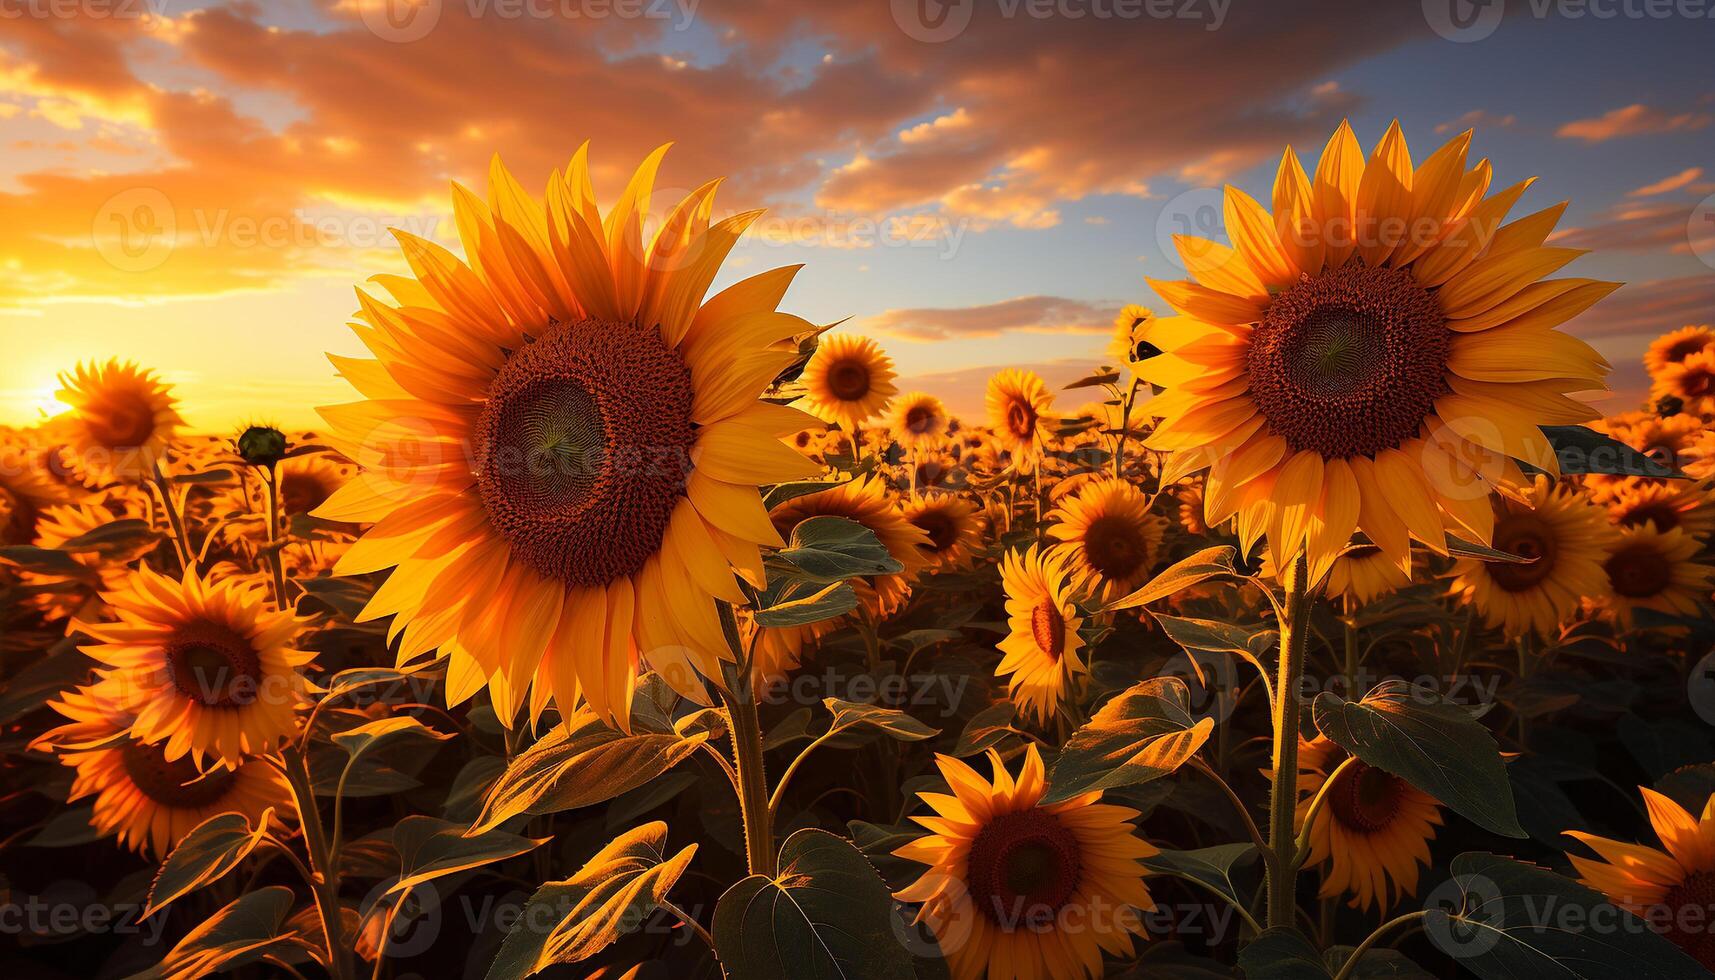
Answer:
(235, 425, 289, 467)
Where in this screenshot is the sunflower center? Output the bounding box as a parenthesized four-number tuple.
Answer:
(1605, 542, 1673, 599)
(164, 624, 263, 708)
(1030, 600, 1066, 661)
(827, 360, 872, 401)
(1487, 511, 1560, 592)
(904, 404, 938, 436)
(1005, 400, 1037, 441)
(1083, 514, 1148, 580)
(475, 318, 696, 587)
(1681, 369, 1715, 399)
(1668, 338, 1711, 363)
(966, 808, 1083, 929)
(1327, 759, 1405, 833)
(87, 394, 158, 448)
(912, 509, 958, 552)
(1249, 265, 1449, 459)
(119, 740, 238, 808)
(1659, 871, 1715, 969)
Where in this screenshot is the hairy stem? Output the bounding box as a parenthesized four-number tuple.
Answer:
(1264, 551, 1313, 930)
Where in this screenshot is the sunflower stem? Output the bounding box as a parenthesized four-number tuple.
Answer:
(149, 461, 194, 573)
(280, 744, 353, 980)
(260, 462, 290, 609)
(716, 602, 776, 878)
(1265, 551, 1313, 931)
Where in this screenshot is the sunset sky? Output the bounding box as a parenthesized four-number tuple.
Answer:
(2, 0, 1711, 431)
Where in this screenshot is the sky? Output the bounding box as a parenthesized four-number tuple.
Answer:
(1, 0, 1711, 431)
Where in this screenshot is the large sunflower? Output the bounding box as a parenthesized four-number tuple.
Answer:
(904, 493, 985, 573)
(1602, 522, 1715, 627)
(1652, 348, 1715, 418)
(1138, 121, 1614, 582)
(1296, 735, 1443, 912)
(35, 685, 290, 858)
(1567, 786, 1715, 970)
(894, 745, 1156, 980)
(1046, 477, 1167, 600)
(996, 544, 1088, 726)
(747, 476, 930, 679)
(986, 369, 1054, 473)
(798, 333, 898, 434)
(1450, 475, 1617, 639)
(81, 565, 312, 768)
(52, 360, 184, 486)
(1645, 325, 1715, 380)
(317, 147, 823, 730)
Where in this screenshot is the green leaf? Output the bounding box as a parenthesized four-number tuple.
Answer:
(1109, 546, 1238, 610)
(295, 576, 374, 617)
(713, 829, 918, 980)
(145, 809, 273, 920)
(1423, 852, 1709, 978)
(1445, 535, 1529, 563)
(824, 697, 939, 742)
(754, 580, 859, 627)
(388, 816, 545, 896)
(1238, 928, 1330, 979)
(1541, 424, 1684, 478)
(331, 715, 453, 760)
(1140, 844, 1257, 917)
(0, 545, 96, 579)
(772, 515, 904, 583)
(1311, 681, 1526, 838)
(322, 665, 441, 704)
(1154, 614, 1275, 679)
(25, 805, 103, 847)
(1064, 370, 1122, 390)
(951, 702, 1021, 757)
(486, 822, 697, 979)
(1045, 677, 1215, 804)
(59, 518, 155, 553)
(1322, 946, 1435, 978)
(469, 707, 708, 835)
(762, 478, 853, 511)
(124, 886, 302, 980)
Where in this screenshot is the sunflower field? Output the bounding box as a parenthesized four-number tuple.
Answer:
(5, 126, 1715, 980)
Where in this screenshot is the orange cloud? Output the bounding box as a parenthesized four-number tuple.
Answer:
(1629, 167, 1707, 197)
(857, 296, 1117, 342)
(1557, 103, 1712, 142)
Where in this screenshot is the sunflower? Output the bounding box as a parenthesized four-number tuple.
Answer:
(1652, 348, 1715, 418)
(0, 444, 78, 547)
(1585, 413, 1707, 503)
(1602, 522, 1715, 627)
(798, 333, 898, 434)
(1174, 480, 1212, 535)
(748, 476, 930, 679)
(1567, 786, 1715, 969)
(1645, 325, 1715, 381)
(51, 360, 184, 486)
(1296, 735, 1442, 911)
(79, 564, 312, 768)
(1326, 545, 1413, 608)
(893, 745, 1156, 980)
(1610, 479, 1715, 541)
(904, 493, 985, 573)
(1107, 304, 1157, 367)
(25, 500, 150, 621)
(277, 453, 356, 520)
(891, 391, 950, 449)
(1450, 475, 1615, 639)
(34, 685, 290, 858)
(986, 369, 1055, 474)
(996, 544, 1088, 726)
(317, 147, 823, 730)
(1046, 478, 1167, 601)
(1138, 121, 1614, 583)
